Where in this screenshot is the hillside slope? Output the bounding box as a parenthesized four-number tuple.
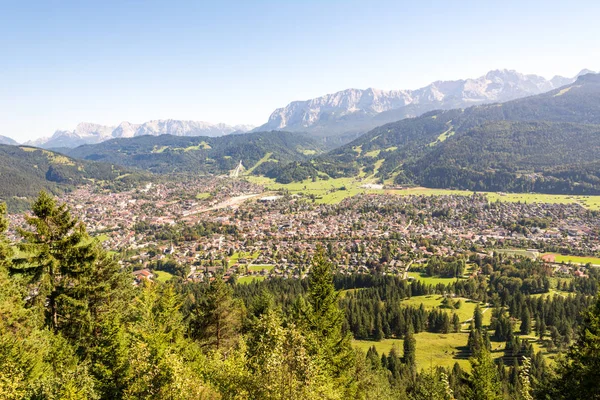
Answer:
(310, 73, 600, 194)
(64, 131, 323, 175)
(0, 145, 144, 211)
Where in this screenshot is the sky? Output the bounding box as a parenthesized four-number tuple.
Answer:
(1, 0, 599, 142)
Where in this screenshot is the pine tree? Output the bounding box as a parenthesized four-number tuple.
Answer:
(0, 203, 12, 267)
(474, 304, 483, 331)
(189, 273, 242, 350)
(520, 308, 531, 335)
(470, 347, 502, 400)
(12, 192, 101, 338)
(452, 313, 461, 333)
(300, 249, 354, 378)
(543, 295, 600, 399)
(403, 325, 416, 368)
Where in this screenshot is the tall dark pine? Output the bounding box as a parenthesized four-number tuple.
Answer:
(520, 308, 531, 335)
(12, 192, 98, 336)
(303, 249, 354, 377)
(189, 273, 242, 350)
(0, 203, 12, 267)
(403, 325, 416, 368)
(474, 304, 483, 331)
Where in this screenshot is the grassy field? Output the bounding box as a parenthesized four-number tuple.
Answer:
(548, 253, 600, 265)
(228, 251, 260, 267)
(237, 275, 266, 284)
(196, 192, 212, 200)
(493, 249, 539, 259)
(354, 329, 551, 371)
(246, 176, 600, 209)
(246, 152, 273, 174)
(354, 332, 472, 370)
(154, 270, 174, 283)
(247, 264, 275, 272)
(400, 295, 492, 327)
(406, 272, 462, 286)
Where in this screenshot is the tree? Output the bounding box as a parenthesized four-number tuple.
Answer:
(474, 304, 483, 331)
(469, 348, 502, 400)
(12, 192, 105, 339)
(452, 313, 461, 333)
(404, 325, 416, 368)
(188, 274, 243, 350)
(542, 295, 600, 399)
(0, 203, 12, 267)
(520, 308, 531, 335)
(300, 250, 354, 378)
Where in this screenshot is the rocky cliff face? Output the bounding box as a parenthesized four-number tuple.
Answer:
(257, 69, 592, 142)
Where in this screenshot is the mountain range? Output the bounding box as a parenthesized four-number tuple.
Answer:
(256, 69, 595, 145)
(25, 120, 255, 149)
(10, 68, 594, 150)
(304, 72, 600, 194)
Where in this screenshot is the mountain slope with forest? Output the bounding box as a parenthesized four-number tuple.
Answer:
(305, 73, 600, 194)
(64, 130, 323, 176)
(0, 144, 144, 211)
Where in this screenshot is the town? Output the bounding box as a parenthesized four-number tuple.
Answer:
(9, 176, 600, 286)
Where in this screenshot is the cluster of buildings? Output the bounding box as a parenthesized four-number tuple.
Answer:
(8, 178, 600, 284)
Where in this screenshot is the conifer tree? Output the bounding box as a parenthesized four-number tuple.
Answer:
(452, 313, 461, 333)
(474, 304, 483, 331)
(520, 308, 531, 335)
(542, 295, 600, 399)
(189, 273, 243, 350)
(469, 347, 502, 400)
(301, 249, 354, 378)
(12, 192, 102, 338)
(403, 325, 416, 368)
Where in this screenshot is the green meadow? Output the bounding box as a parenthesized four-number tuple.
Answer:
(237, 275, 266, 284)
(247, 176, 600, 209)
(548, 253, 600, 266)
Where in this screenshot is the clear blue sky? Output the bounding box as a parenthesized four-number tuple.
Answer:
(1, 0, 599, 142)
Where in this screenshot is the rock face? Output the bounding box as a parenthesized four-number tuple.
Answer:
(256, 69, 594, 143)
(30, 120, 255, 149)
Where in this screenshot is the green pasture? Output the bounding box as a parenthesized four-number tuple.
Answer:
(154, 270, 174, 283)
(247, 264, 275, 272)
(237, 275, 266, 284)
(247, 176, 600, 209)
(548, 253, 600, 265)
(406, 272, 461, 286)
(400, 295, 492, 327)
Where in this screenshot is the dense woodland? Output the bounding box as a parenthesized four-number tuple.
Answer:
(1, 192, 600, 399)
(0, 145, 145, 212)
(64, 131, 322, 176)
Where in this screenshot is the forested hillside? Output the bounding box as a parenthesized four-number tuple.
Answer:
(0, 145, 144, 211)
(1, 193, 600, 399)
(304, 73, 600, 194)
(64, 130, 323, 175)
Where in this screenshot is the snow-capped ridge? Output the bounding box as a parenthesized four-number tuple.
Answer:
(257, 68, 592, 138)
(31, 120, 256, 148)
